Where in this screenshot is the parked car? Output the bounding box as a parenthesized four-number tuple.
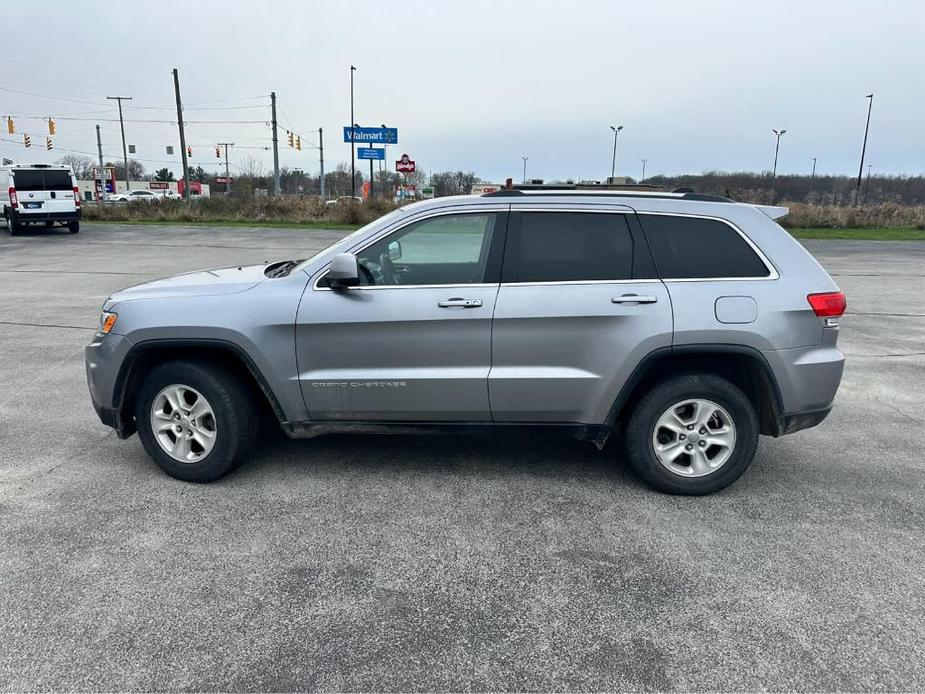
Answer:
(0, 163, 80, 234)
(85, 189, 846, 494)
(107, 189, 163, 203)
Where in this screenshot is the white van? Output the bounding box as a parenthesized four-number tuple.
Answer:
(0, 163, 81, 235)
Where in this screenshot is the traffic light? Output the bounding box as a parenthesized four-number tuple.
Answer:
(48, 118, 56, 135)
(215, 146, 221, 159)
(23, 134, 31, 148)
(296, 136, 301, 151)
(187, 145, 192, 158)
(46, 137, 53, 151)
(6, 117, 13, 134)
(287, 131, 294, 148)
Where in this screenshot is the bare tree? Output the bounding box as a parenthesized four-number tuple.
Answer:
(57, 154, 95, 180)
(105, 159, 145, 181)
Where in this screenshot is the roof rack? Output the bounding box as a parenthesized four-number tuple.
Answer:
(483, 187, 734, 203)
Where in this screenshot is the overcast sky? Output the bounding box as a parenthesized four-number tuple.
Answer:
(1, 0, 921, 182)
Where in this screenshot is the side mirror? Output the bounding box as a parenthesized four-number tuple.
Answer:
(327, 253, 360, 289)
(388, 240, 402, 261)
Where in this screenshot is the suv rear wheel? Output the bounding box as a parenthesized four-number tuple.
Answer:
(135, 361, 257, 482)
(624, 373, 758, 495)
(67, 221, 79, 233)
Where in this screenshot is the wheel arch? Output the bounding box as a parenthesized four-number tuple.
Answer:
(601, 344, 785, 446)
(112, 338, 286, 438)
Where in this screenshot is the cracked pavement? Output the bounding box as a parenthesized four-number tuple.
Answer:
(0, 225, 923, 691)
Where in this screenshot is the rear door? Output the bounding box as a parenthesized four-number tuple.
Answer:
(489, 205, 673, 424)
(12, 168, 75, 216)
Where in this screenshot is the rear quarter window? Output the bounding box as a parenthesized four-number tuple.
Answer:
(638, 214, 771, 279)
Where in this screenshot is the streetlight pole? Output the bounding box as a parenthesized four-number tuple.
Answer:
(809, 157, 817, 196)
(610, 125, 623, 180)
(641, 158, 647, 182)
(350, 66, 357, 197)
(107, 95, 132, 190)
(771, 129, 786, 178)
(856, 93, 874, 203)
(521, 156, 528, 184)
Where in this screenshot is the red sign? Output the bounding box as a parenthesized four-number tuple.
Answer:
(215, 176, 233, 184)
(149, 181, 169, 189)
(395, 153, 415, 173)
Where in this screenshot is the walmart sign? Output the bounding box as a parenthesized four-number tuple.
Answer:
(343, 126, 398, 144)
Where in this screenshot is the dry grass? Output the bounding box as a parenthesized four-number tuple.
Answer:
(82, 197, 396, 227)
(781, 202, 925, 229)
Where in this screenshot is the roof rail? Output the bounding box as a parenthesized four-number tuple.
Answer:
(483, 188, 735, 203)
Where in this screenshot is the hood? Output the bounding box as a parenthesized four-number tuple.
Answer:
(107, 264, 268, 304)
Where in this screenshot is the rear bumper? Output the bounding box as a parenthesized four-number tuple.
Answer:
(12, 209, 80, 223)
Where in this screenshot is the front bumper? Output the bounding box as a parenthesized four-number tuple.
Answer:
(85, 332, 134, 436)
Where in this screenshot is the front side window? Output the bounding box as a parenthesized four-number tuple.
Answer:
(638, 214, 771, 279)
(356, 213, 498, 286)
(512, 212, 634, 282)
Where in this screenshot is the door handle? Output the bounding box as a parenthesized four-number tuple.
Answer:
(437, 298, 482, 308)
(612, 294, 658, 304)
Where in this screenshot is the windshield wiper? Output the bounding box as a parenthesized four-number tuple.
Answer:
(264, 260, 300, 278)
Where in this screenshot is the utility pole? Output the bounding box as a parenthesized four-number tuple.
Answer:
(856, 93, 874, 204)
(368, 144, 375, 199)
(809, 157, 817, 196)
(350, 65, 357, 197)
(218, 142, 233, 194)
(172, 69, 191, 202)
(318, 127, 325, 200)
(641, 158, 647, 182)
(609, 125, 623, 180)
(270, 91, 280, 196)
(106, 95, 132, 191)
(522, 156, 528, 184)
(95, 124, 105, 201)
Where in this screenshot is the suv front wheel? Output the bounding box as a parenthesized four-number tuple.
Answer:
(135, 360, 257, 482)
(624, 374, 759, 495)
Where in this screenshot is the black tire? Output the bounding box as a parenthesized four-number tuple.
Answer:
(623, 373, 759, 495)
(67, 221, 79, 233)
(135, 360, 257, 482)
(8, 214, 21, 236)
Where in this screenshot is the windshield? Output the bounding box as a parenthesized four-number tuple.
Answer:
(296, 207, 408, 271)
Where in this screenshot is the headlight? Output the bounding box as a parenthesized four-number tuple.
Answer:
(98, 311, 118, 334)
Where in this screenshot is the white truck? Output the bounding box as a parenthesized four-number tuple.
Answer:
(0, 163, 81, 235)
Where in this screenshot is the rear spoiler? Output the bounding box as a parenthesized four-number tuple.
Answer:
(754, 205, 789, 221)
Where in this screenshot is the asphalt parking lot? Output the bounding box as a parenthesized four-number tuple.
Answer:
(1, 222, 923, 691)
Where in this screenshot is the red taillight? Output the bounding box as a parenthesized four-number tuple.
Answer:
(807, 291, 846, 318)
(73, 186, 81, 207)
(8, 187, 17, 208)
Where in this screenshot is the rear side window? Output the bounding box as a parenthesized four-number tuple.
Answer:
(513, 212, 634, 282)
(11, 169, 72, 191)
(639, 214, 770, 279)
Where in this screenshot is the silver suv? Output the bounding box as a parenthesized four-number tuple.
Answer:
(85, 190, 846, 494)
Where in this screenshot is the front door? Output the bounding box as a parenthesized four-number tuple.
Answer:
(297, 210, 507, 421)
(489, 206, 673, 424)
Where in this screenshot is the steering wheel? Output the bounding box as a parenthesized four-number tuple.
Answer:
(378, 252, 399, 285)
